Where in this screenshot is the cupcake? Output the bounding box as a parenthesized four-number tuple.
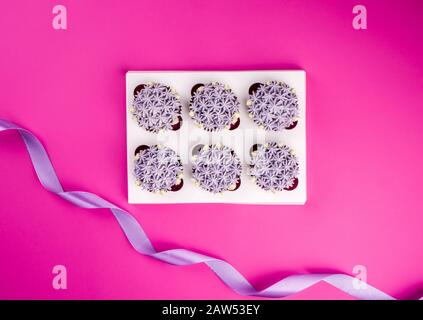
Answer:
(191, 144, 242, 193)
(246, 81, 299, 131)
(249, 142, 299, 191)
(130, 82, 182, 133)
(134, 145, 184, 193)
(189, 82, 240, 131)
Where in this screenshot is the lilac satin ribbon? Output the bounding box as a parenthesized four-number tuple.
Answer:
(0, 118, 403, 299)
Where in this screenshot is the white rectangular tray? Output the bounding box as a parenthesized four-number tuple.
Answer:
(126, 70, 306, 204)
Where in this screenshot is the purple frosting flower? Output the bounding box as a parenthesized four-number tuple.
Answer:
(131, 82, 182, 133)
(189, 82, 240, 132)
(192, 144, 242, 193)
(134, 145, 183, 193)
(249, 142, 299, 191)
(247, 81, 299, 131)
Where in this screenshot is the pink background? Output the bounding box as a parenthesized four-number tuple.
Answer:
(0, 0, 422, 299)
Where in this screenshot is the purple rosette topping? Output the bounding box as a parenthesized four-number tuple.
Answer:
(247, 81, 299, 131)
(131, 82, 182, 133)
(189, 82, 240, 132)
(192, 144, 242, 193)
(249, 142, 299, 191)
(134, 145, 183, 193)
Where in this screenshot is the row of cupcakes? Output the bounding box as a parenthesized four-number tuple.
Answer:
(133, 142, 299, 194)
(130, 81, 299, 133)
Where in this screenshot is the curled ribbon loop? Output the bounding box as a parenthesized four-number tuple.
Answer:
(0, 119, 408, 299)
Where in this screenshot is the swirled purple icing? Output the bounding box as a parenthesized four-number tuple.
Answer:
(190, 82, 240, 132)
(247, 81, 299, 131)
(249, 142, 299, 191)
(134, 145, 183, 193)
(131, 83, 182, 133)
(192, 144, 242, 193)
